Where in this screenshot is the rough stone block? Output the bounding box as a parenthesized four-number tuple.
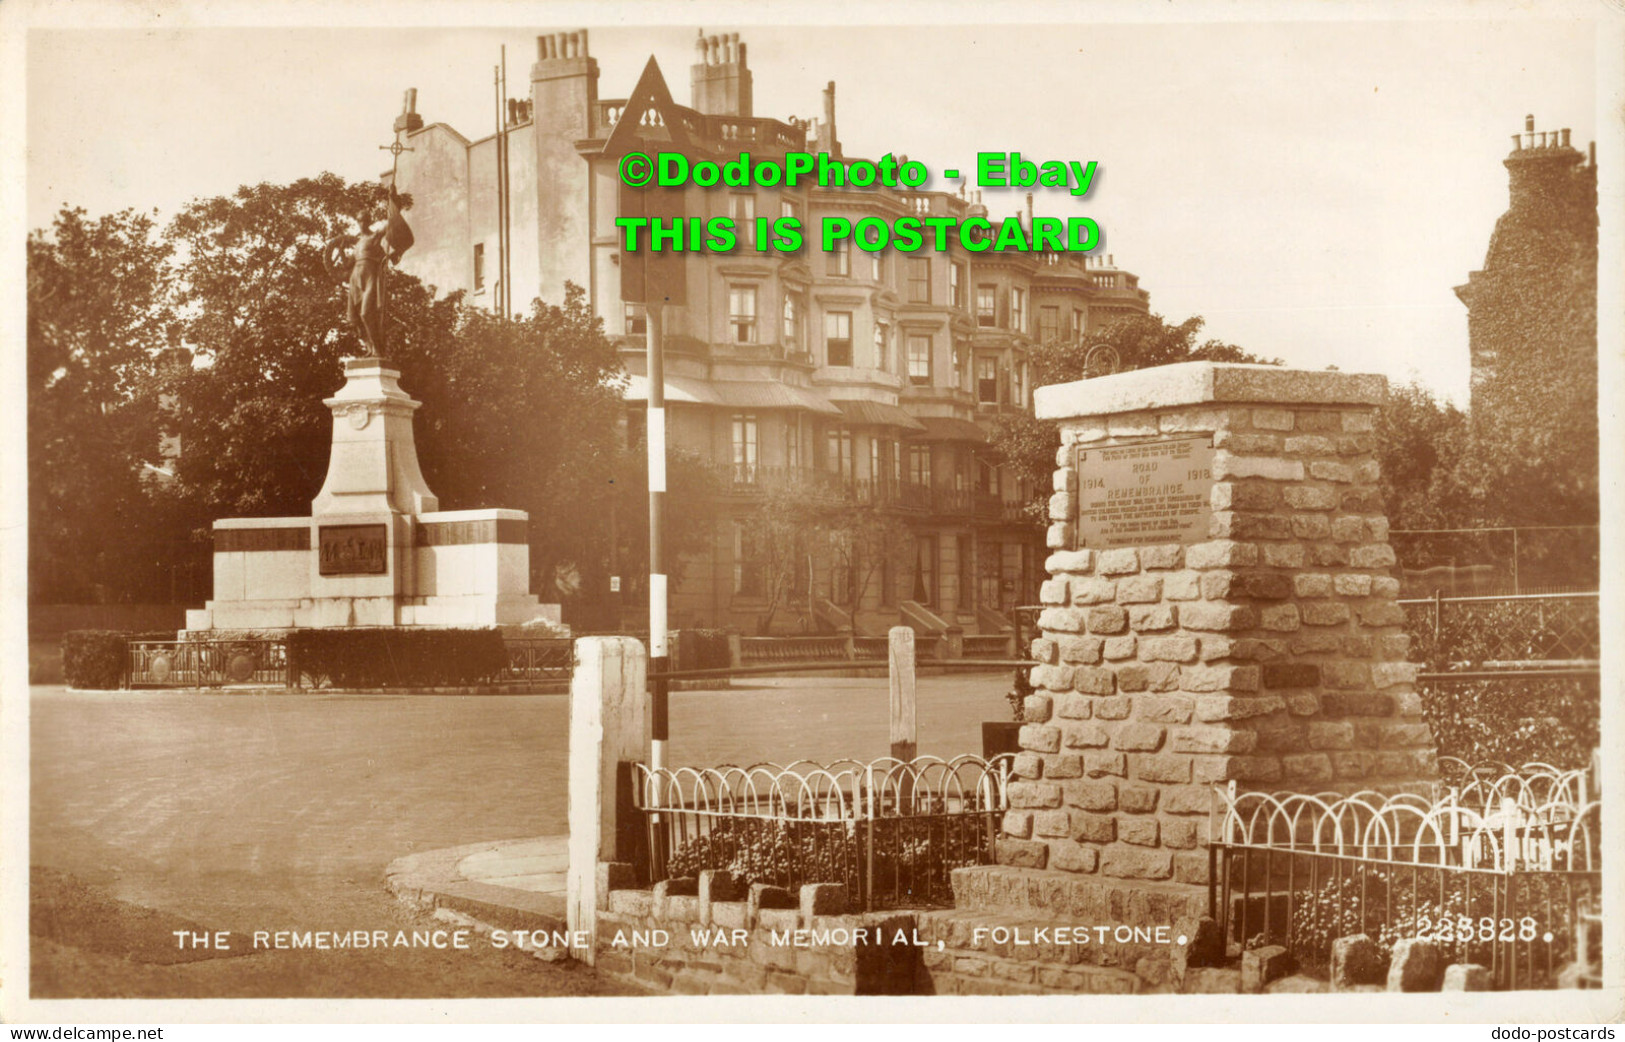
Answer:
(1103, 635, 1138, 660)
(1308, 460, 1353, 483)
(1260, 604, 1301, 631)
(1019, 724, 1062, 753)
(1283, 485, 1337, 510)
(1359, 602, 1407, 627)
(1139, 636, 1199, 662)
(1057, 636, 1104, 664)
(1163, 786, 1214, 815)
(1307, 721, 1355, 750)
(1320, 692, 1395, 716)
(1241, 945, 1296, 993)
(1118, 784, 1160, 814)
(1001, 810, 1033, 839)
(1170, 916, 1224, 985)
(1193, 694, 1284, 722)
(1047, 522, 1073, 549)
(1032, 809, 1071, 838)
(1039, 578, 1069, 605)
(1293, 573, 1333, 598)
(1057, 694, 1094, 720)
(1049, 490, 1074, 521)
(1040, 609, 1090, 637)
(1321, 661, 1371, 689)
(996, 837, 1049, 870)
(1068, 779, 1118, 811)
(1064, 722, 1110, 749)
(1134, 694, 1193, 723)
(1161, 817, 1201, 849)
(1071, 666, 1116, 695)
(1185, 540, 1259, 569)
(1179, 602, 1257, 632)
(1116, 661, 1179, 692)
(1172, 727, 1257, 755)
(1334, 573, 1373, 597)
(1072, 812, 1116, 843)
(1281, 753, 1333, 783)
(1236, 572, 1294, 599)
(1342, 411, 1375, 433)
(1302, 601, 1351, 626)
(1127, 604, 1177, 632)
(1180, 663, 1260, 693)
(1011, 752, 1044, 779)
(1097, 548, 1140, 575)
(1163, 571, 1200, 600)
(1045, 549, 1093, 575)
(1291, 514, 1332, 540)
(1252, 408, 1294, 431)
(1112, 722, 1166, 751)
(1217, 432, 1285, 455)
(1073, 578, 1122, 608)
(1216, 454, 1305, 482)
(1030, 637, 1059, 665)
(1140, 544, 1182, 569)
(1386, 938, 1443, 992)
(1095, 695, 1133, 720)
(1330, 934, 1385, 990)
(1133, 754, 1194, 784)
(1349, 543, 1398, 568)
(1262, 661, 1320, 688)
(1213, 480, 1282, 511)
(1051, 844, 1099, 874)
(1119, 817, 1160, 846)
(1047, 754, 1084, 779)
(1023, 694, 1054, 724)
(1331, 515, 1366, 543)
(1031, 664, 1072, 692)
(1085, 605, 1128, 635)
(1100, 845, 1173, 880)
(1008, 781, 1062, 808)
(1261, 543, 1306, 569)
(1440, 963, 1491, 991)
(1372, 662, 1418, 689)
(1083, 750, 1127, 778)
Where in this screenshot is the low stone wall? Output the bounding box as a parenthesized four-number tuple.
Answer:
(595, 865, 1253, 996)
(594, 873, 919, 995)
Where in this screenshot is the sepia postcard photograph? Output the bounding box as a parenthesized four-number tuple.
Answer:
(2, 0, 1621, 1029)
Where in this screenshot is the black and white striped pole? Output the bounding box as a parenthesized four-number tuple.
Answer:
(647, 302, 669, 778)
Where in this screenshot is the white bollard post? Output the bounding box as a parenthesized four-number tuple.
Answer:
(565, 636, 649, 965)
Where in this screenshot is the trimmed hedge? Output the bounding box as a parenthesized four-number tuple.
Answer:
(288, 627, 508, 688)
(61, 630, 128, 689)
(674, 628, 732, 672)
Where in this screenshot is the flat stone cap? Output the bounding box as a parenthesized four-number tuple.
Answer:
(1033, 362, 1386, 420)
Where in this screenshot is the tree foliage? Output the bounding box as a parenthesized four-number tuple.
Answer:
(27, 207, 178, 601)
(990, 313, 1269, 522)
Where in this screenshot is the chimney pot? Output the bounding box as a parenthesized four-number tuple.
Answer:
(1561, 128, 1571, 147)
(1525, 114, 1535, 132)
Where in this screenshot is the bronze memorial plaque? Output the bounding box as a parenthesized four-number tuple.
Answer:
(318, 523, 389, 576)
(1074, 436, 1215, 548)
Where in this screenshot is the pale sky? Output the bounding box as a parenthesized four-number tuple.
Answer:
(23, 10, 1603, 405)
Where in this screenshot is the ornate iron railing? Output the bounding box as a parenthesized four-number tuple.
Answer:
(1210, 766, 1602, 990)
(502, 638, 573, 682)
(127, 639, 290, 688)
(635, 755, 1012, 910)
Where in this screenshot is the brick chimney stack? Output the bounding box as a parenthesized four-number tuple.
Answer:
(690, 31, 752, 117)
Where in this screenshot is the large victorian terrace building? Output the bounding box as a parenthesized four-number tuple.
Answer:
(387, 29, 1151, 636)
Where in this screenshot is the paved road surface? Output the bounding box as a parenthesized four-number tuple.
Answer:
(28, 673, 1013, 997)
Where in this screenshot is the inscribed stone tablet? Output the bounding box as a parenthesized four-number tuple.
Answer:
(318, 523, 389, 576)
(1074, 437, 1215, 548)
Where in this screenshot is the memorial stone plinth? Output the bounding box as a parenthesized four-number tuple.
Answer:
(185, 357, 560, 632)
(1006, 361, 1437, 887)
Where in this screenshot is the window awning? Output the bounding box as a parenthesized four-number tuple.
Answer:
(831, 399, 927, 431)
(711, 381, 844, 415)
(908, 416, 989, 443)
(621, 373, 723, 406)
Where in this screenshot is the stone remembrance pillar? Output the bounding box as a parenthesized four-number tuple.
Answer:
(1008, 362, 1437, 887)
